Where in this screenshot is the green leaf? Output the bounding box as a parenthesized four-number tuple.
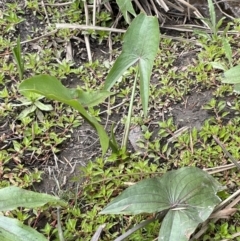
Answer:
(234, 83, 240, 94)
(19, 75, 110, 154)
(222, 65, 240, 84)
(0, 215, 48, 241)
(158, 209, 201, 241)
(223, 38, 232, 66)
(210, 62, 227, 71)
(104, 13, 160, 117)
(70, 88, 112, 107)
(34, 101, 53, 111)
(116, 0, 136, 24)
(101, 167, 223, 241)
(0, 186, 66, 212)
(100, 167, 222, 215)
(207, 0, 216, 34)
(13, 36, 24, 80)
(18, 105, 37, 119)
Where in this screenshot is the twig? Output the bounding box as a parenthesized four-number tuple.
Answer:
(133, 0, 146, 13)
(44, 2, 73, 6)
(56, 23, 198, 43)
(83, 1, 92, 62)
(220, 232, 240, 241)
(214, 189, 240, 212)
(93, 0, 96, 26)
(12, 30, 58, 46)
(56, 23, 126, 33)
(156, 0, 169, 12)
(213, 135, 240, 170)
(41, 0, 50, 26)
(191, 190, 240, 240)
(114, 216, 156, 241)
(205, 162, 240, 174)
(91, 224, 106, 241)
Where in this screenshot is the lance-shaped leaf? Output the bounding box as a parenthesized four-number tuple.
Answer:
(116, 0, 136, 24)
(13, 36, 24, 80)
(0, 186, 66, 211)
(104, 13, 160, 117)
(234, 83, 240, 93)
(19, 75, 111, 154)
(0, 215, 48, 241)
(101, 167, 224, 241)
(222, 65, 240, 84)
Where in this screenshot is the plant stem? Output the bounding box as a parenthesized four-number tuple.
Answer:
(121, 68, 138, 151)
(113, 216, 156, 241)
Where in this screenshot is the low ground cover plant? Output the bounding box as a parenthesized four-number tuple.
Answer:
(18, 9, 239, 241)
(1, 0, 239, 240)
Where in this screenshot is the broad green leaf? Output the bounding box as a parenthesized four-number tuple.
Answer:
(100, 176, 170, 214)
(104, 13, 160, 117)
(0, 186, 66, 211)
(222, 65, 240, 84)
(100, 167, 222, 215)
(0, 215, 47, 241)
(116, 0, 136, 24)
(101, 167, 223, 240)
(13, 36, 24, 80)
(19, 75, 110, 154)
(159, 209, 202, 241)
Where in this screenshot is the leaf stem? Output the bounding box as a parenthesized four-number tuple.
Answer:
(121, 68, 139, 151)
(113, 216, 156, 241)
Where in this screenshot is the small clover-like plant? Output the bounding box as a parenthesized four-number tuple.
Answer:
(100, 167, 224, 241)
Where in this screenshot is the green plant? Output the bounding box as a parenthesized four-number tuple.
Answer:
(221, 65, 240, 93)
(100, 167, 224, 241)
(13, 36, 24, 81)
(103, 13, 160, 151)
(0, 186, 66, 241)
(13, 92, 53, 121)
(19, 13, 160, 155)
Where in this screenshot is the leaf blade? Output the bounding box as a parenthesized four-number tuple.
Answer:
(104, 13, 160, 108)
(0, 186, 66, 212)
(222, 65, 240, 84)
(0, 216, 48, 241)
(116, 0, 136, 24)
(100, 167, 223, 217)
(19, 75, 110, 154)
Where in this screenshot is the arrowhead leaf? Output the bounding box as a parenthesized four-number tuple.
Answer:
(104, 13, 160, 117)
(101, 167, 224, 241)
(116, 0, 136, 24)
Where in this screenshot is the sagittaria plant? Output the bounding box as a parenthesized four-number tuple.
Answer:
(19, 13, 160, 155)
(100, 167, 224, 241)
